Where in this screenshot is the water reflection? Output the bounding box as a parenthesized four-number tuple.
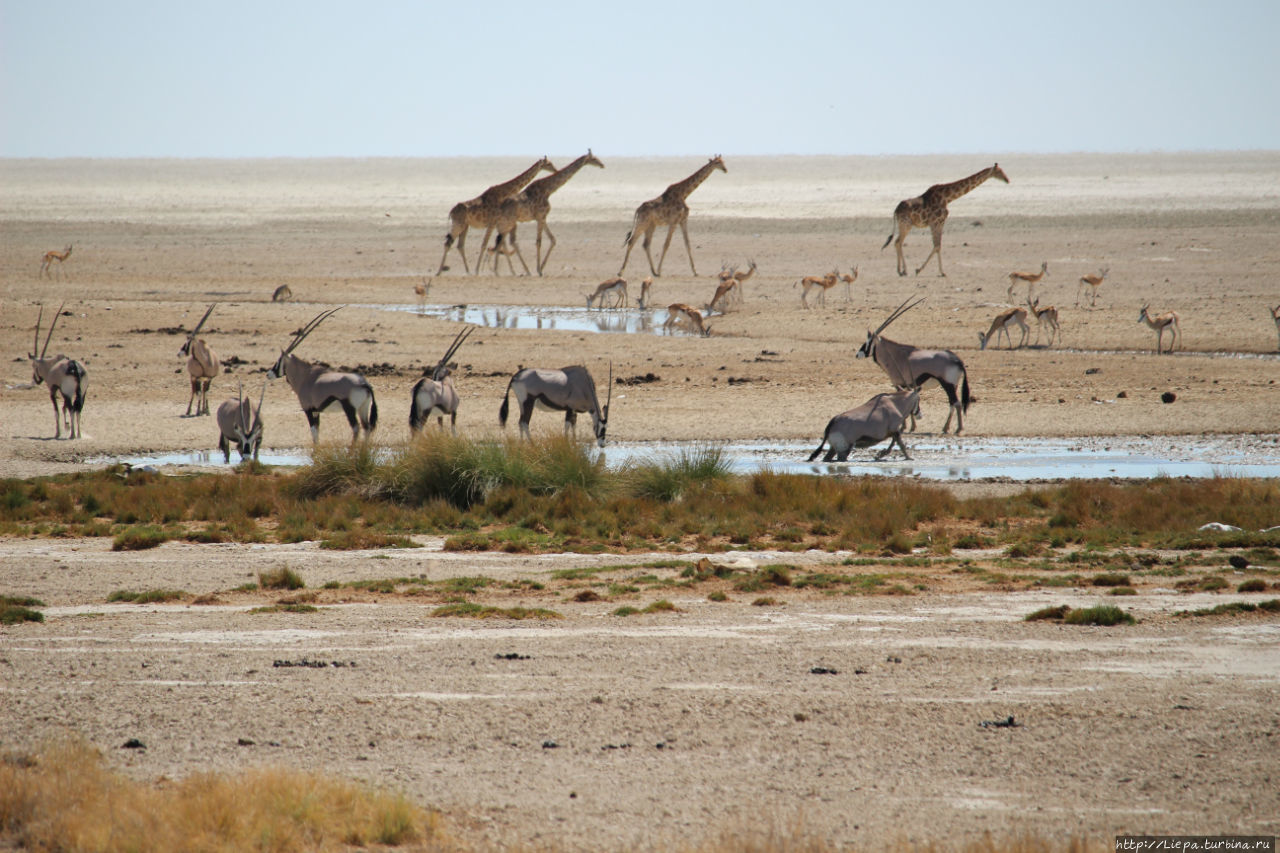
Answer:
(374, 303, 694, 335)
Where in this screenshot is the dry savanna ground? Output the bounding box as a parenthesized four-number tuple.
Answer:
(1, 154, 1279, 851)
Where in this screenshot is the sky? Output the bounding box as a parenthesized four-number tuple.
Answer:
(2, 0, 1277, 158)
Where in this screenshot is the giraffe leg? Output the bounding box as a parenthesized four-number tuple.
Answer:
(506, 229, 531, 276)
(536, 220, 556, 276)
(893, 220, 911, 276)
(472, 227, 496, 274)
(678, 221, 697, 276)
(655, 224, 678, 277)
(916, 221, 946, 277)
(641, 226, 660, 276)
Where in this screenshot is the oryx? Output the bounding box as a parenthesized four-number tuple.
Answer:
(28, 303, 87, 439)
(215, 381, 266, 463)
(178, 303, 220, 416)
(807, 387, 921, 462)
(499, 363, 612, 446)
(856, 297, 971, 434)
(266, 307, 379, 443)
(409, 325, 474, 434)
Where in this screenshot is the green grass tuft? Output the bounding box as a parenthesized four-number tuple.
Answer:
(258, 567, 305, 590)
(111, 525, 169, 551)
(107, 589, 187, 604)
(1062, 605, 1136, 626)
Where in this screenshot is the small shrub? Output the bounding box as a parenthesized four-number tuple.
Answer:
(708, 591, 728, 602)
(1198, 576, 1229, 591)
(751, 597, 779, 607)
(641, 599, 678, 614)
(1238, 579, 1267, 593)
(612, 606, 640, 617)
(107, 589, 186, 604)
(249, 604, 319, 614)
(1108, 586, 1137, 596)
(1025, 605, 1071, 622)
(430, 603, 561, 620)
(111, 525, 169, 551)
(1063, 605, 1135, 626)
(319, 531, 419, 550)
(0, 603, 43, 624)
(1091, 573, 1132, 587)
(259, 567, 305, 590)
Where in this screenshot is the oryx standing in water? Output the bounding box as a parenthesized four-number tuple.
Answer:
(215, 381, 266, 463)
(499, 363, 612, 446)
(178, 303, 220, 416)
(267, 307, 378, 443)
(409, 325, 474, 434)
(856, 297, 971, 434)
(807, 387, 921, 462)
(29, 303, 87, 439)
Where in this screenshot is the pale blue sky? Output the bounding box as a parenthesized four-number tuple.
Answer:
(2, 0, 1277, 158)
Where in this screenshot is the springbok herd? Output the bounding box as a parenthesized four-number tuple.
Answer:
(23, 157, 1280, 462)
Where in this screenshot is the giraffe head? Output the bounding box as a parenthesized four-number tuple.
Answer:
(991, 163, 1010, 184)
(584, 149, 605, 170)
(708, 154, 727, 174)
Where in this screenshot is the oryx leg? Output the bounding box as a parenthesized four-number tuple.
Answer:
(518, 398, 536, 441)
(305, 410, 322, 443)
(186, 379, 200, 417)
(875, 432, 910, 461)
(50, 391, 63, 439)
(339, 400, 363, 443)
(564, 409, 578, 439)
(218, 433, 232, 463)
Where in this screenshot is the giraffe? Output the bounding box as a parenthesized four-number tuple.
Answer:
(436, 156, 556, 275)
(882, 163, 1010, 277)
(489, 150, 605, 276)
(619, 155, 727, 277)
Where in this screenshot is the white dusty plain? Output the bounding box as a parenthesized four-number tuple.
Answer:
(1, 154, 1279, 849)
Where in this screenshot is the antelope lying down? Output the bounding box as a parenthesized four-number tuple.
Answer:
(499, 364, 612, 447)
(28, 303, 87, 439)
(216, 382, 266, 463)
(808, 387, 921, 462)
(267, 307, 378, 443)
(409, 326, 474, 434)
(856, 298, 971, 434)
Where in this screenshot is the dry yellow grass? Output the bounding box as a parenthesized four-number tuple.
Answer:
(0, 737, 440, 852)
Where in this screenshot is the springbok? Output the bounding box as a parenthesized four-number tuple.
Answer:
(215, 381, 266, 464)
(178, 304, 220, 416)
(1138, 304, 1181, 354)
(716, 260, 756, 307)
(1007, 261, 1048, 302)
(637, 277, 654, 310)
(499, 363, 612, 447)
(40, 245, 72, 278)
(978, 306, 1030, 350)
(586, 277, 628, 310)
(28, 303, 87, 439)
(1076, 268, 1108, 308)
(1028, 297, 1060, 347)
(708, 275, 738, 314)
(409, 326, 474, 434)
(414, 278, 431, 313)
(856, 297, 971, 434)
(839, 265, 859, 302)
(807, 387, 921, 462)
(662, 303, 711, 337)
(1271, 305, 1280, 351)
(271, 284, 293, 302)
(266, 307, 379, 442)
(797, 270, 838, 308)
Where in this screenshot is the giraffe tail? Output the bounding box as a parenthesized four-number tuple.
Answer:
(881, 224, 896, 251)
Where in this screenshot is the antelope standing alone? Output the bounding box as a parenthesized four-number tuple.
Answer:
(271, 284, 293, 303)
(409, 326, 475, 434)
(807, 387, 922, 462)
(1076, 268, 1108, 308)
(499, 364, 612, 447)
(1007, 261, 1048, 303)
(40, 245, 72, 278)
(1138, 304, 1181, 354)
(586, 277, 628, 309)
(856, 298, 971, 434)
(663, 303, 711, 337)
(839, 265, 859, 302)
(28, 303, 87, 439)
(414, 278, 431, 313)
(1028, 297, 1060, 347)
(1271, 305, 1280, 351)
(267, 307, 379, 442)
(178, 304, 220, 416)
(215, 381, 266, 464)
(636, 277, 654, 310)
(977, 306, 1030, 350)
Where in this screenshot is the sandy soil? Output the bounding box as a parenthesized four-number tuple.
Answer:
(2, 154, 1279, 848)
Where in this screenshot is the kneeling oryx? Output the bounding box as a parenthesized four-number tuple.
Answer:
(856, 297, 971, 434)
(267, 307, 379, 443)
(216, 381, 266, 463)
(808, 387, 921, 462)
(499, 363, 612, 446)
(29, 302, 87, 439)
(410, 325, 474, 434)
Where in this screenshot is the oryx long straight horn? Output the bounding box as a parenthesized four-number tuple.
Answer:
(267, 306, 376, 443)
(410, 325, 476, 434)
(179, 303, 220, 416)
(29, 302, 87, 439)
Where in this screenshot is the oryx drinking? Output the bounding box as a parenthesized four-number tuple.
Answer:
(807, 387, 921, 462)
(856, 298, 971, 434)
(266, 307, 379, 443)
(178, 303, 220, 416)
(498, 364, 612, 446)
(28, 302, 87, 440)
(409, 325, 474, 434)
(215, 381, 266, 463)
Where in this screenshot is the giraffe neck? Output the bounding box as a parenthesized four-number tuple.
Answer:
(664, 161, 720, 202)
(935, 165, 1001, 204)
(484, 159, 547, 201)
(525, 154, 589, 200)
